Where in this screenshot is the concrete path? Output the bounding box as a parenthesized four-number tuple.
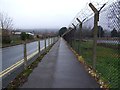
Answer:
(21, 38, 99, 88)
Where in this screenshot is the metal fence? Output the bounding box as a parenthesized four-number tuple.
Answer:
(1, 36, 59, 88)
(63, 0, 119, 88)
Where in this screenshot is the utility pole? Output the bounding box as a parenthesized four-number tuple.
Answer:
(89, 3, 106, 69)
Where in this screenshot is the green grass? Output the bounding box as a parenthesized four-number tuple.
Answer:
(96, 46, 119, 88)
(72, 40, 119, 88)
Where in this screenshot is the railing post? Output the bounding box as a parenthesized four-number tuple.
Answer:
(24, 42, 27, 69)
(54, 37, 56, 42)
(53, 37, 54, 43)
(52, 37, 54, 44)
(56, 37, 57, 42)
(53, 37, 55, 43)
(52, 37, 53, 44)
(38, 39, 40, 54)
(44, 37, 46, 50)
(50, 37, 51, 45)
(51, 37, 53, 44)
(48, 36, 50, 46)
(55, 37, 56, 42)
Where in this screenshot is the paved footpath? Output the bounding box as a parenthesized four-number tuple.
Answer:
(21, 38, 100, 88)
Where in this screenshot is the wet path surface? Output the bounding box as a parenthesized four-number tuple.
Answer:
(21, 38, 100, 88)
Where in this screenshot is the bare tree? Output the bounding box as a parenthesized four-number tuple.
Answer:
(0, 12, 13, 30)
(0, 13, 13, 44)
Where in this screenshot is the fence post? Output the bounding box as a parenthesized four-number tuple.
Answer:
(89, 3, 106, 69)
(92, 13, 98, 69)
(79, 23, 82, 54)
(24, 42, 27, 69)
(72, 23, 76, 51)
(89, 3, 99, 69)
(76, 18, 82, 54)
(38, 39, 40, 54)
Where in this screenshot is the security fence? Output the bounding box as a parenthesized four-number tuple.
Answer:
(63, 0, 119, 88)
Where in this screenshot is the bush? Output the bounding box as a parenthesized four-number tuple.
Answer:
(20, 32, 27, 41)
(2, 36, 11, 44)
(26, 34, 34, 39)
(20, 32, 34, 41)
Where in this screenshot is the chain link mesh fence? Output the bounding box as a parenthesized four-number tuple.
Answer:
(63, 0, 119, 88)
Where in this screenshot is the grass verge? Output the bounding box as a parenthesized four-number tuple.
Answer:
(71, 40, 119, 88)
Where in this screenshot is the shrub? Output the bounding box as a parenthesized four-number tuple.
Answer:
(2, 36, 11, 44)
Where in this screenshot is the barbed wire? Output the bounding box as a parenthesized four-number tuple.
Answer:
(68, 0, 118, 29)
(108, 0, 120, 31)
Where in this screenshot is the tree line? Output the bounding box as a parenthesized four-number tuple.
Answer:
(59, 26, 120, 38)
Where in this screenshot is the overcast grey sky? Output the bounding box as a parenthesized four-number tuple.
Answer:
(0, 0, 110, 30)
